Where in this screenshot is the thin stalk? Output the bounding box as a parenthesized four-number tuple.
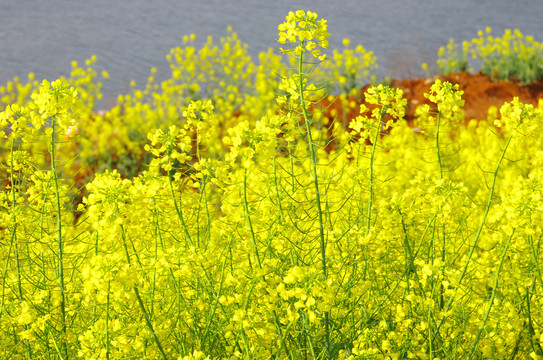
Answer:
(273, 157, 285, 221)
(436, 111, 443, 179)
(527, 230, 543, 295)
(289, 146, 296, 193)
(242, 169, 262, 268)
(428, 306, 434, 359)
(273, 311, 294, 360)
(50, 116, 67, 359)
(167, 171, 193, 246)
(151, 242, 157, 319)
(366, 107, 387, 235)
(467, 229, 513, 359)
(297, 46, 330, 359)
(457, 128, 514, 283)
(106, 280, 110, 360)
(6, 138, 33, 358)
(0, 234, 14, 316)
(194, 127, 209, 246)
(435, 110, 447, 316)
(434, 121, 519, 336)
(154, 198, 165, 251)
(525, 285, 543, 355)
(2, 139, 19, 315)
(200, 255, 227, 348)
(150, 198, 163, 320)
(120, 225, 169, 360)
(233, 282, 257, 358)
(195, 177, 209, 247)
(196, 125, 201, 161)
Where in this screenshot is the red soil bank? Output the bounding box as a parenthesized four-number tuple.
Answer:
(320, 71, 543, 125)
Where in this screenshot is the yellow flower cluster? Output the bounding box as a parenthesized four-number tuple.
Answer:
(471, 27, 543, 84)
(30, 79, 82, 130)
(422, 38, 470, 75)
(278, 10, 330, 60)
(426, 27, 543, 84)
(415, 79, 465, 133)
(67, 55, 109, 114)
(315, 38, 378, 96)
(0, 103, 34, 138)
(349, 84, 406, 142)
(0, 23, 377, 187)
(0, 72, 38, 109)
(144, 125, 192, 172)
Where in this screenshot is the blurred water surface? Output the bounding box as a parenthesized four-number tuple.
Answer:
(2, 0, 542, 106)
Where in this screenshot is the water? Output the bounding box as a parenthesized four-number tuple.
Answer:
(2, 0, 542, 108)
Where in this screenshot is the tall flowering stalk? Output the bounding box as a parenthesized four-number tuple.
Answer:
(415, 79, 465, 179)
(0, 104, 35, 358)
(278, 10, 332, 357)
(30, 79, 82, 359)
(349, 84, 406, 233)
(145, 124, 193, 246)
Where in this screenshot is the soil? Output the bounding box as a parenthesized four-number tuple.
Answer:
(320, 71, 543, 126)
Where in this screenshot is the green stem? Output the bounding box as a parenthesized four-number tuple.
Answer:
(527, 229, 543, 296)
(106, 280, 110, 360)
(6, 139, 33, 358)
(273, 311, 293, 360)
(467, 229, 513, 359)
(167, 171, 193, 246)
(50, 116, 68, 359)
(200, 255, 227, 348)
(297, 45, 330, 359)
(435, 109, 447, 317)
(525, 285, 543, 356)
(434, 120, 518, 336)
(458, 130, 513, 282)
(366, 107, 386, 235)
(436, 111, 443, 179)
(196, 177, 210, 247)
(120, 225, 169, 360)
(196, 123, 201, 161)
(273, 157, 285, 221)
(3, 138, 22, 308)
(289, 146, 296, 193)
(243, 169, 262, 268)
(0, 232, 14, 317)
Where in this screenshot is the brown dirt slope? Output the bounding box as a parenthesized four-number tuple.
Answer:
(321, 71, 543, 125)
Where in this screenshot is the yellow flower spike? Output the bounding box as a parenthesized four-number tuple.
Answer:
(350, 85, 406, 145)
(434, 27, 543, 84)
(277, 9, 330, 59)
(422, 79, 465, 131)
(145, 124, 192, 172)
(29, 78, 83, 132)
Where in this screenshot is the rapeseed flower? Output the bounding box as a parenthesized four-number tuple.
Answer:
(278, 10, 329, 60)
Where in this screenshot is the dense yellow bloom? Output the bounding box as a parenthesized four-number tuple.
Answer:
(278, 10, 330, 60)
(415, 79, 465, 134)
(144, 125, 192, 171)
(2, 9, 543, 360)
(315, 39, 378, 95)
(349, 84, 406, 142)
(30, 79, 83, 130)
(429, 27, 543, 84)
(0, 103, 38, 137)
